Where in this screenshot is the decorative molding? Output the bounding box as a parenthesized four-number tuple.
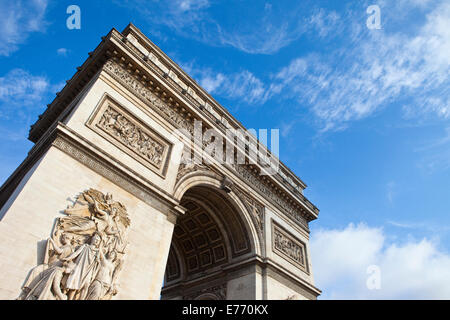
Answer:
(86, 94, 172, 177)
(272, 221, 308, 274)
(175, 146, 213, 184)
(176, 162, 211, 184)
(233, 164, 309, 231)
(233, 187, 265, 256)
(103, 59, 195, 134)
(233, 188, 264, 234)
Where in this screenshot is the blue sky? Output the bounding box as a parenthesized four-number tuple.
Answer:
(0, 0, 449, 299)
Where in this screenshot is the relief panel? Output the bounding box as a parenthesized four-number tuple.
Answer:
(86, 94, 172, 178)
(272, 220, 309, 274)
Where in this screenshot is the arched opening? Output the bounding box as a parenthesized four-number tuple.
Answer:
(161, 184, 257, 300)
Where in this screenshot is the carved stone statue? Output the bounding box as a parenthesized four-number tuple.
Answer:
(18, 189, 131, 300)
(19, 232, 75, 300)
(85, 249, 119, 300)
(64, 232, 103, 300)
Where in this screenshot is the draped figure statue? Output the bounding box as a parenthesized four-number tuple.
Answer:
(18, 189, 130, 300)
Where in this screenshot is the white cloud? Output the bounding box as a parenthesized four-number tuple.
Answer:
(308, 8, 340, 38)
(388, 220, 450, 233)
(0, 69, 50, 120)
(280, 121, 295, 138)
(310, 223, 450, 299)
(177, 0, 209, 12)
(0, 0, 49, 56)
(214, 20, 304, 55)
(198, 73, 226, 93)
(213, 70, 267, 104)
(120, 1, 333, 54)
(414, 127, 450, 174)
(267, 1, 450, 131)
(386, 181, 396, 204)
(188, 67, 268, 104)
(57, 48, 69, 56)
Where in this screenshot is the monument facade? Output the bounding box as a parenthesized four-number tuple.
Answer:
(0, 24, 321, 300)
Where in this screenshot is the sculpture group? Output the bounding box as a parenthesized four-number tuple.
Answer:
(18, 189, 130, 300)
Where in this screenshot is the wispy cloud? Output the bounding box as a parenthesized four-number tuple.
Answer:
(201, 70, 267, 104)
(0, 69, 53, 121)
(386, 181, 396, 204)
(125, 0, 449, 134)
(280, 121, 296, 138)
(56, 48, 69, 56)
(311, 223, 450, 299)
(0, 0, 49, 56)
(307, 8, 341, 38)
(414, 127, 450, 174)
(268, 1, 450, 131)
(184, 65, 269, 104)
(387, 220, 450, 233)
(119, 0, 336, 54)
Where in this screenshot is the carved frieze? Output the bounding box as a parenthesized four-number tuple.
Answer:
(103, 59, 194, 134)
(87, 95, 172, 177)
(272, 221, 308, 273)
(18, 189, 131, 300)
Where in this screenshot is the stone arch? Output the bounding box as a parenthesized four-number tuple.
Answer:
(173, 171, 262, 256)
(162, 172, 262, 299)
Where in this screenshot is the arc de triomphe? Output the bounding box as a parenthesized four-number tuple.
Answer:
(0, 24, 321, 300)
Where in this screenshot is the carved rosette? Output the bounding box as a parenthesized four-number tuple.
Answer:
(18, 189, 131, 300)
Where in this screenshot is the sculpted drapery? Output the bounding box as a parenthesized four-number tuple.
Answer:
(19, 189, 130, 300)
